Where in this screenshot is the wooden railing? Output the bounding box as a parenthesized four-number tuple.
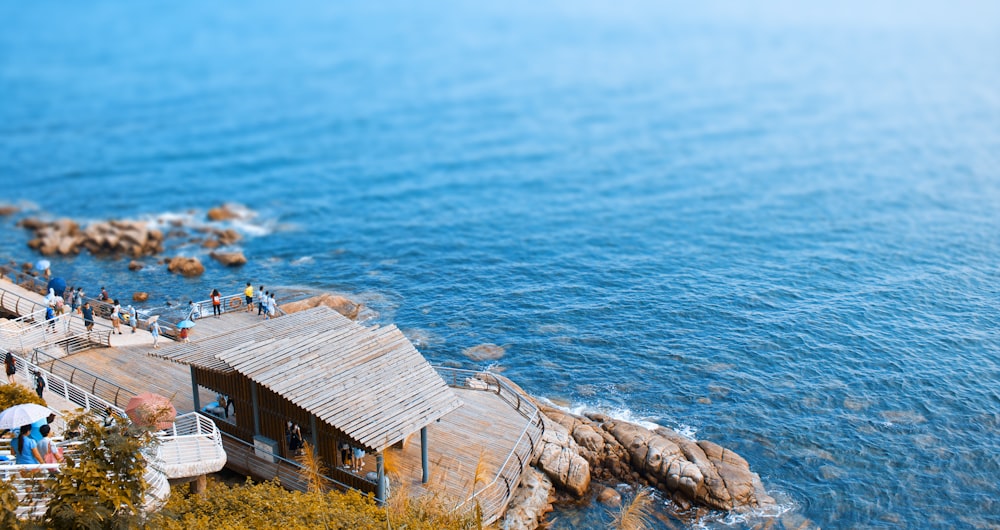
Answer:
(433, 367, 545, 525)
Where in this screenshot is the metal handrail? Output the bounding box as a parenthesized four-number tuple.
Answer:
(13, 349, 127, 419)
(432, 366, 545, 524)
(0, 263, 49, 295)
(28, 348, 134, 410)
(218, 431, 357, 491)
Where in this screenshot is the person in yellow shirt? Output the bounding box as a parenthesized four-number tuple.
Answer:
(244, 283, 254, 312)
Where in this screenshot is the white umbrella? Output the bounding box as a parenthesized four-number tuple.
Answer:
(0, 403, 52, 431)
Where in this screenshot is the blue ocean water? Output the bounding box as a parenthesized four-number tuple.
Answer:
(2, 1, 1000, 527)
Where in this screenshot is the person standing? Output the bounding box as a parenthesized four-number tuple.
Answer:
(71, 287, 83, 314)
(127, 305, 138, 334)
(211, 289, 222, 318)
(150, 319, 161, 349)
(14, 424, 42, 465)
(257, 285, 265, 316)
(33, 370, 45, 399)
(187, 300, 201, 321)
(37, 424, 63, 464)
(81, 301, 95, 331)
(110, 299, 123, 335)
(5, 351, 16, 384)
(45, 303, 57, 334)
(244, 283, 254, 312)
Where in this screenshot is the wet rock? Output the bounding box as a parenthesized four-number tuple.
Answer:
(128, 260, 145, 271)
(533, 405, 774, 514)
(215, 228, 241, 245)
(201, 239, 221, 249)
(500, 467, 554, 530)
(280, 293, 362, 320)
(0, 204, 19, 216)
(167, 256, 205, 277)
(132, 292, 149, 302)
(597, 486, 621, 507)
(207, 204, 242, 221)
(20, 218, 163, 258)
(210, 251, 247, 267)
(463, 343, 506, 361)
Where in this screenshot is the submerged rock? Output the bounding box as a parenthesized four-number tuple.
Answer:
(206, 204, 244, 221)
(463, 343, 506, 361)
(280, 293, 362, 320)
(133, 292, 149, 302)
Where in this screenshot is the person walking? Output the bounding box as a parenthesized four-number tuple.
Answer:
(81, 301, 94, 331)
(211, 289, 222, 318)
(244, 283, 254, 312)
(150, 319, 161, 349)
(127, 305, 138, 334)
(268, 292, 277, 319)
(187, 300, 201, 321)
(5, 351, 16, 384)
(257, 285, 265, 316)
(110, 299, 123, 335)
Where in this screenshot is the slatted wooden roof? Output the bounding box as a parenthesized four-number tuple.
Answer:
(151, 306, 462, 452)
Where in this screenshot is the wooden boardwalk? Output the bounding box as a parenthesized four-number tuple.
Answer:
(45, 310, 536, 517)
(386, 387, 530, 504)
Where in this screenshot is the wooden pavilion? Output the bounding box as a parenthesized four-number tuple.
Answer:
(150, 305, 463, 498)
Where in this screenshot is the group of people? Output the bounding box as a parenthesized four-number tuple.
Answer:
(252, 284, 279, 319)
(7, 417, 63, 466)
(339, 441, 366, 473)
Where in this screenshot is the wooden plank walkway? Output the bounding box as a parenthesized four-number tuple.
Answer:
(386, 388, 529, 505)
(25, 309, 535, 515)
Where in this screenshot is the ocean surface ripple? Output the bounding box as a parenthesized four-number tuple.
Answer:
(2, 1, 999, 528)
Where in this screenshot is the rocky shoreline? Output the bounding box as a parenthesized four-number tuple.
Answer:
(499, 388, 775, 529)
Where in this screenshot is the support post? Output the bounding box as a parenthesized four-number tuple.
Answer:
(250, 381, 260, 436)
(421, 426, 429, 484)
(376, 453, 386, 505)
(190, 366, 200, 413)
(309, 414, 318, 452)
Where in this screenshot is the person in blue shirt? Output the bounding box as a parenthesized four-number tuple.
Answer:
(14, 424, 42, 465)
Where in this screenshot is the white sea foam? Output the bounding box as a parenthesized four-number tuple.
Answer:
(290, 256, 314, 265)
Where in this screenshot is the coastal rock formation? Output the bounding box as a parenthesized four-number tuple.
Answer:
(0, 204, 19, 216)
(280, 293, 362, 320)
(500, 467, 554, 530)
(535, 405, 774, 512)
(128, 260, 144, 271)
(533, 414, 591, 497)
(19, 218, 165, 257)
(133, 292, 149, 302)
(210, 251, 247, 267)
(167, 256, 205, 277)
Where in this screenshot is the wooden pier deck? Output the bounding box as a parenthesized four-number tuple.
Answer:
(43, 310, 538, 519)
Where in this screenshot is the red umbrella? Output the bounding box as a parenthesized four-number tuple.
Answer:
(124, 392, 177, 430)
